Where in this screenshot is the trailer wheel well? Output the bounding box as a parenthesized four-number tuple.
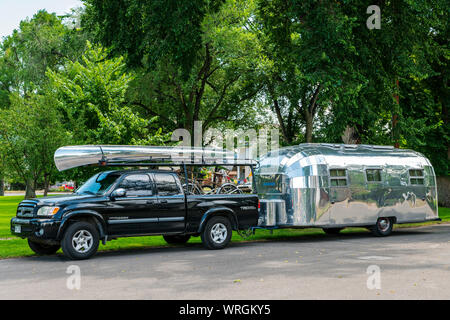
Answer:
(380, 216, 397, 224)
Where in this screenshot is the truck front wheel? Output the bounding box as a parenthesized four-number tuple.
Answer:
(201, 216, 232, 250)
(61, 222, 99, 260)
(163, 235, 191, 244)
(28, 239, 60, 255)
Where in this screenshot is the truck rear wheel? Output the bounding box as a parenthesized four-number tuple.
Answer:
(61, 221, 99, 260)
(201, 216, 232, 250)
(370, 217, 393, 237)
(163, 234, 191, 244)
(28, 239, 60, 255)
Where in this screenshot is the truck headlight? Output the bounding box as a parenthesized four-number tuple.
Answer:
(37, 206, 60, 217)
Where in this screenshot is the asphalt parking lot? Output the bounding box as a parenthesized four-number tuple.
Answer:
(1, 224, 450, 300)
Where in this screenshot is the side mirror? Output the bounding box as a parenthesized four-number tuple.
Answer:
(111, 188, 126, 199)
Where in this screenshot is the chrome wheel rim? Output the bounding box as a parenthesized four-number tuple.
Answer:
(211, 223, 227, 244)
(378, 218, 390, 232)
(72, 230, 93, 253)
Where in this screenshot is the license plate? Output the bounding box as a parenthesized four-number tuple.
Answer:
(14, 225, 21, 233)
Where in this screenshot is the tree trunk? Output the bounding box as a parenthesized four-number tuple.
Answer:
(0, 177, 4, 197)
(305, 111, 313, 143)
(25, 178, 36, 199)
(43, 173, 49, 197)
(304, 84, 321, 143)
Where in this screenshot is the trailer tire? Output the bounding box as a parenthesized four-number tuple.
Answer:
(201, 216, 232, 250)
(370, 217, 393, 237)
(163, 234, 191, 244)
(28, 239, 60, 255)
(323, 228, 343, 235)
(61, 221, 99, 260)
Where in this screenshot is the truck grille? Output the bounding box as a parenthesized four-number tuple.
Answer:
(16, 200, 38, 218)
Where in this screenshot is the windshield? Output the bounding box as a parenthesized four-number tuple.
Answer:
(76, 172, 121, 195)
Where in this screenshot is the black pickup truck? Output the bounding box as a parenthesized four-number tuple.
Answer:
(10, 170, 259, 260)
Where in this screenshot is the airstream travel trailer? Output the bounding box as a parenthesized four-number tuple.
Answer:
(254, 143, 439, 236)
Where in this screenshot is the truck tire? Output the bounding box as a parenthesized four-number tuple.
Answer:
(201, 216, 232, 250)
(323, 228, 343, 235)
(370, 217, 393, 237)
(163, 234, 191, 244)
(28, 239, 60, 255)
(61, 221, 99, 260)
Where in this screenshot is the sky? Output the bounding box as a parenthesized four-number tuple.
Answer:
(0, 0, 83, 39)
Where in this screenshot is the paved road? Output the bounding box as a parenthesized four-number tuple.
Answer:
(1, 224, 450, 300)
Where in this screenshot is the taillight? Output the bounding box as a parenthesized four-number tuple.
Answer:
(258, 200, 260, 209)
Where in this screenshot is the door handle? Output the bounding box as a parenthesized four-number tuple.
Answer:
(159, 199, 168, 204)
(146, 200, 156, 204)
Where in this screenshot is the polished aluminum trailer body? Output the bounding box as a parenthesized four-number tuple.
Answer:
(254, 143, 439, 228)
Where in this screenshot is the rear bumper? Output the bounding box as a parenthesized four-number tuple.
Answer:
(10, 217, 61, 240)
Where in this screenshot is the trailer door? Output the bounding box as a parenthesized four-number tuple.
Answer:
(328, 168, 352, 224)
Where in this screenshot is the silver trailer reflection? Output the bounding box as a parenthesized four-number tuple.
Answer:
(254, 143, 439, 236)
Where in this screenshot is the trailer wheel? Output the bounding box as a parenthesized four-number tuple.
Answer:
(201, 216, 232, 250)
(28, 239, 60, 255)
(370, 217, 393, 237)
(323, 228, 343, 235)
(163, 235, 191, 244)
(61, 221, 99, 260)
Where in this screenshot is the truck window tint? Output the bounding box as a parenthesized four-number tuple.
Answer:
(330, 169, 347, 186)
(76, 172, 121, 195)
(409, 169, 424, 185)
(366, 169, 382, 182)
(118, 174, 153, 196)
(154, 173, 182, 196)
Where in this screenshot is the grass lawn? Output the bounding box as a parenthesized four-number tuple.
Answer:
(0, 195, 449, 259)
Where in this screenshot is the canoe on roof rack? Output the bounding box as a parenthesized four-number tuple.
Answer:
(53, 145, 257, 171)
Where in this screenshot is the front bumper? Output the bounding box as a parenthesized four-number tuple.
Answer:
(10, 217, 61, 240)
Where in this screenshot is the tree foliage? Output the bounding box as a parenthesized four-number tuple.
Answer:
(0, 93, 70, 198)
(0, 1, 448, 195)
(47, 41, 167, 145)
(82, 0, 224, 76)
(86, 0, 266, 140)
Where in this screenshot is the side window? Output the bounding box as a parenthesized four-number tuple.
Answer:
(329, 169, 347, 187)
(118, 174, 153, 197)
(154, 173, 182, 196)
(366, 169, 382, 182)
(409, 169, 424, 185)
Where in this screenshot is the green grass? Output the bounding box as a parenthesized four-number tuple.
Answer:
(0, 195, 449, 259)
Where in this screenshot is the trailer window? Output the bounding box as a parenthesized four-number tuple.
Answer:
(366, 169, 382, 182)
(409, 169, 424, 185)
(330, 169, 347, 187)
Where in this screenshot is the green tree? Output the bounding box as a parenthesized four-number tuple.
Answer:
(47, 41, 164, 145)
(83, 0, 224, 76)
(258, 0, 364, 143)
(47, 41, 170, 183)
(257, 0, 449, 180)
(0, 9, 90, 195)
(83, 0, 264, 144)
(0, 94, 70, 198)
